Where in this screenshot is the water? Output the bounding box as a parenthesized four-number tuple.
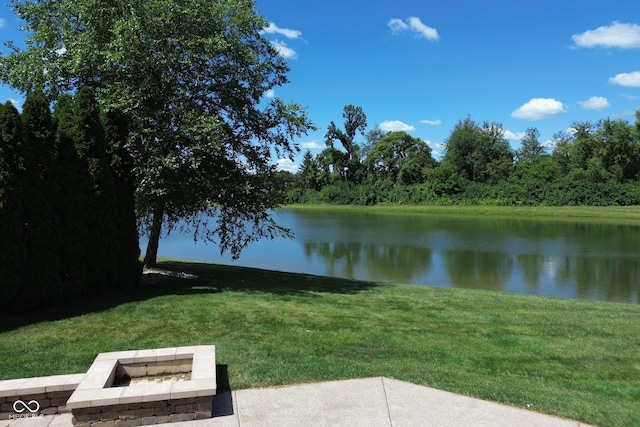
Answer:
(140, 208, 640, 303)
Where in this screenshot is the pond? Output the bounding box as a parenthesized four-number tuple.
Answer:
(140, 208, 640, 304)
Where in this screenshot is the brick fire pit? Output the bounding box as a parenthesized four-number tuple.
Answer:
(66, 345, 216, 426)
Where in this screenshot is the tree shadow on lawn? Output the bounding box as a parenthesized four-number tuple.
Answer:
(0, 260, 382, 332)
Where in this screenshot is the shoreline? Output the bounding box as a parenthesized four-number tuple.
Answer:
(282, 203, 640, 222)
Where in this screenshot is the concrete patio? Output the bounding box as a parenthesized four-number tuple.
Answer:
(2, 377, 593, 427)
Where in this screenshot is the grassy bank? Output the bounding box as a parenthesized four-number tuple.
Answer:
(284, 203, 640, 222)
(1, 260, 638, 426)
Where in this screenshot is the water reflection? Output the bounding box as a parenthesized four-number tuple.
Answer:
(303, 241, 432, 283)
(145, 209, 640, 303)
(444, 250, 513, 291)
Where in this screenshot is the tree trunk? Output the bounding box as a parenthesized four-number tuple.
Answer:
(143, 197, 165, 268)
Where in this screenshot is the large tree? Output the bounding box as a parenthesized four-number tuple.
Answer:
(365, 131, 436, 185)
(20, 90, 62, 304)
(1, 0, 313, 267)
(0, 102, 26, 303)
(325, 105, 367, 182)
(443, 117, 513, 184)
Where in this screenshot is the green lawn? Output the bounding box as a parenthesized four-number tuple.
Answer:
(285, 203, 640, 222)
(1, 259, 638, 427)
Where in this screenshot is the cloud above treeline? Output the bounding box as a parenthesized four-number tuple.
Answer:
(608, 71, 640, 87)
(301, 140, 324, 150)
(512, 98, 566, 120)
(421, 119, 442, 126)
(572, 22, 640, 49)
(379, 120, 416, 132)
(504, 130, 525, 140)
(276, 158, 299, 173)
(388, 17, 439, 41)
(579, 96, 610, 111)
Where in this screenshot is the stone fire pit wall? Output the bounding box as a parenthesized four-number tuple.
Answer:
(0, 374, 84, 420)
(66, 345, 216, 427)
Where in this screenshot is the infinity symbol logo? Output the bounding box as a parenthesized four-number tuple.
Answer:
(13, 399, 40, 413)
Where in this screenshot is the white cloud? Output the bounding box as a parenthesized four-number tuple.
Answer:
(407, 17, 439, 41)
(387, 18, 408, 33)
(504, 130, 525, 140)
(379, 120, 416, 132)
(301, 140, 324, 150)
(276, 158, 299, 173)
(421, 119, 442, 126)
(572, 22, 640, 49)
(271, 40, 296, 59)
(579, 96, 610, 111)
(0, 18, 6, 28)
(262, 23, 302, 39)
(388, 17, 439, 41)
(608, 71, 640, 87)
(264, 89, 275, 98)
(511, 98, 566, 120)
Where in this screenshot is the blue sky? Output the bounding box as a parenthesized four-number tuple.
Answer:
(254, 0, 640, 170)
(1, 1, 640, 171)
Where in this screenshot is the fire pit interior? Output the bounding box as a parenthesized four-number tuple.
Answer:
(66, 345, 216, 426)
(111, 358, 193, 387)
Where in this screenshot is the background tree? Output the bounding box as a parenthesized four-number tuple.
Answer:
(103, 109, 143, 288)
(1, 0, 314, 268)
(443, 117, 513, 183)
(71, 87, 120, 290)
(298, 150, 320, 190)
(325, 105, 367, 182)
(53, 94, 91, 295)
(516, 128, 546, 164)
(365, 131, 436, 185)
(21, 90, 62, 305)
(0, 102, 26, 303)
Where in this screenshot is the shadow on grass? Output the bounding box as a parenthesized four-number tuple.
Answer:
(0, 260, 381, 332)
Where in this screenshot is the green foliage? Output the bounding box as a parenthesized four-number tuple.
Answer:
(72, 87, 120, 291)
(291, 111, 640, 208)
(443, 117, 513, 184)
(325, 105, 367, 182)
(20, 90, 62, 306)
(298, 150, 319, 190)
(366, 131, 436, 185)
(1, 90, 142, 311)
(0, 102, 26, 303)
(423, 161, 464, 196)
(1, 0, 314, 267)
(103, 109, 143, 289)
(53, 94, 92, 295)
(515, 127, 546, 164)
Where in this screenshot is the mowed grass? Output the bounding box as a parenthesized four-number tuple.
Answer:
(285, 203, 640, 222)
(1, 259, 639, 426)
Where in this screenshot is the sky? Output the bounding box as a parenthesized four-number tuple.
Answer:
(1, 1, 639, 172)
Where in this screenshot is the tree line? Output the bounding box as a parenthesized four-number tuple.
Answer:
(0, 88, 142, 311)
(278, 105, 640, 206)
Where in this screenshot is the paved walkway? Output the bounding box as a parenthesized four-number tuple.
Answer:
(2, 377, 593, 427)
